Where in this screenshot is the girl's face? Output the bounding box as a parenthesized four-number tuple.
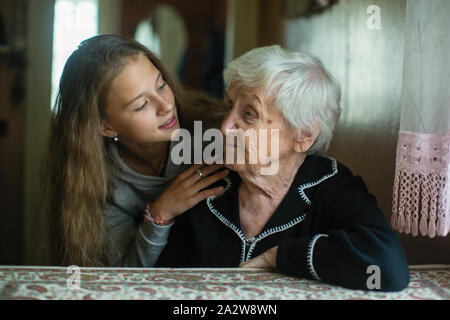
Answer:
(101, 54, 180, 145)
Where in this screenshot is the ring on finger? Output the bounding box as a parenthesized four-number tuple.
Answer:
(196, 169, 203, 178)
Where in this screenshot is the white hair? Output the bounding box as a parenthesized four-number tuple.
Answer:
(223, 45, 341, 155)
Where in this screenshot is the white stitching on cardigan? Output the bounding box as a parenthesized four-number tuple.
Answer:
(307, 234, 329, 281)
(246, 158, 338, 260)
(297, 157, 338, 205)
(206, 157, 338, 264)
(246, 214, 306, 260)
(206, 177, 247, 262)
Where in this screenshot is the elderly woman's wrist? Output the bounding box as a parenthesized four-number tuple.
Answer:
(267, 246, 279, 269)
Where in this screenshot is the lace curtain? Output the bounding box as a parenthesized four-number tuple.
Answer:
(391, 0, 450, 237)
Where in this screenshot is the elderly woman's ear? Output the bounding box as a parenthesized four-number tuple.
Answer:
(293, 128, 320, 153)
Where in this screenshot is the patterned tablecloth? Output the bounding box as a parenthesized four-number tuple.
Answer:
(0, 265, 449, 300)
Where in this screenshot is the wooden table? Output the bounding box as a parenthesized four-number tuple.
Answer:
(0, 265, 449, 300)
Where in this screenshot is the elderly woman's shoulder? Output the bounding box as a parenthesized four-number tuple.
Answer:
(306, 154, 353, 177)
(308, 155, 371, 195)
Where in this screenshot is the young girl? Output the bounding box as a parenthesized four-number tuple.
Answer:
(41, 34, 228, 267)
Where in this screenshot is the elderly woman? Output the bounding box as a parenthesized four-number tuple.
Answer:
(150, 45, 410, 291)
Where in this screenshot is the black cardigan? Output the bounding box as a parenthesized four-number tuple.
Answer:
(155, 155, 410, 291)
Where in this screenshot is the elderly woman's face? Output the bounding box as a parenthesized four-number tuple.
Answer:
(220, 83, 297, 175)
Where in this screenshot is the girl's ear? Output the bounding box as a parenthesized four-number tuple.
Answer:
(99, 121, 117, 139)
(293, 127, 320, 153)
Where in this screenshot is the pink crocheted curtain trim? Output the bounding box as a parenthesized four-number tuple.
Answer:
(392, 130, 450, 237)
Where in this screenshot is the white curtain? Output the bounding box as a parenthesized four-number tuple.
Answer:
(391, 0, 450, 237)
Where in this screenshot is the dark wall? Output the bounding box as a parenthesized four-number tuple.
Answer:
(121, 0, 227, 97)
(0, 0, 28, 265)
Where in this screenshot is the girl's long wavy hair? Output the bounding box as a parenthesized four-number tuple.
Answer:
(40, 35, 185, 266)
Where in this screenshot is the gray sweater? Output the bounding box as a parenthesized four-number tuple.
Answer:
(104, 141, 184, 267)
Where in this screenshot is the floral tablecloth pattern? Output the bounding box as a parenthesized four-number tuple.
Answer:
(0, 265, 449, 300)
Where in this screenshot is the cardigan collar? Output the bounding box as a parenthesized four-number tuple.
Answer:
(206, 155, 338, 239)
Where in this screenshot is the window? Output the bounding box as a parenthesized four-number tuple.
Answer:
(51, 0, 98, 109)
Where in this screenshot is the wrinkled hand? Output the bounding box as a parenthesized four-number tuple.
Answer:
(151, 163, 229, 220)
(239, 246, 278, 269)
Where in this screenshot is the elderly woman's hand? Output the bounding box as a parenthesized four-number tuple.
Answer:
(239, 246, 278, 269)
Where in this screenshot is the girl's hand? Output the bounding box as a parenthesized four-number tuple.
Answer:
(150, 164, 229, 220)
